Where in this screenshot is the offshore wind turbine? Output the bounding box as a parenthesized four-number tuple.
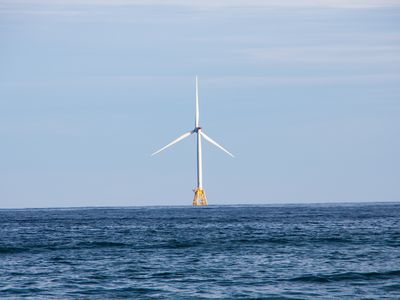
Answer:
(152, 77, 234, 206)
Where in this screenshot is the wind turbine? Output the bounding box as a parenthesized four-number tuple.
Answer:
(152, 76, 234, 206)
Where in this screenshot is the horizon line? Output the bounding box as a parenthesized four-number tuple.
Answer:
(1, 200, 399, 210)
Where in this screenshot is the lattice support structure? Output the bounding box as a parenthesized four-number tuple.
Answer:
(193, 188, 208, 206)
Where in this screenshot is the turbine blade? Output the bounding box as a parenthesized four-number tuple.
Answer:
(195, 76, 199, 128)
(151, 130, 194, 156)
(200, 132, 234, 157)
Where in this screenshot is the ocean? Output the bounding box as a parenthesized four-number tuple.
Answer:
(1, 203, 399, 299)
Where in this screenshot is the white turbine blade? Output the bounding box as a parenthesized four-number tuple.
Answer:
(195, 76, 199, 128)
(200, 132, 234, 157)
(152, 130, 194, 156)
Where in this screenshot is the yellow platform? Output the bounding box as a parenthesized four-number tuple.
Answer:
(193, 188, 208, 206)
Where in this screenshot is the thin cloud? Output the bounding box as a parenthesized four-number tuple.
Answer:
(238, 46, 400, 65)
(204, 73, 400, 87)
(3, 73, 398, 89)
(2, 0, 400, 8)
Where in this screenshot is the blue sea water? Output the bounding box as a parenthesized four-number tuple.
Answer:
(0, 203, 400, 299)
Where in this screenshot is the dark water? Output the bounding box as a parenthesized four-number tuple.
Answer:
(1, 203, 400, 299)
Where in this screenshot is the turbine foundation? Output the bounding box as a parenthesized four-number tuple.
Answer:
(193, 188, 208, 206)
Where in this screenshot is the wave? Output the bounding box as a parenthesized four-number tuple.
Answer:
(162, 239, 203, 249)
(0, 241, 128, 254)
(76, 241, 128, 248)
(0, 246, 26, 254)
(289, 270, 400, 283)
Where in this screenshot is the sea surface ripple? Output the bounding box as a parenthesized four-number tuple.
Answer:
(1, 203, 400, 299)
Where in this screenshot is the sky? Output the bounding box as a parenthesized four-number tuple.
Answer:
(0, 0, 399, 208)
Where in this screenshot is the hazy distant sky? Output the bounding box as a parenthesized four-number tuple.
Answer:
(1, 0, 399, 208)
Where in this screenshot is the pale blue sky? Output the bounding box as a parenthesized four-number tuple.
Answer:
(1, 0, 399, 208)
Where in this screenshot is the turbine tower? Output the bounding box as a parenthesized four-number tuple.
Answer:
(152, 76, 234, 206)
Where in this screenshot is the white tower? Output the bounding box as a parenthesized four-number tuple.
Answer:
(152, 77, 234, 206)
